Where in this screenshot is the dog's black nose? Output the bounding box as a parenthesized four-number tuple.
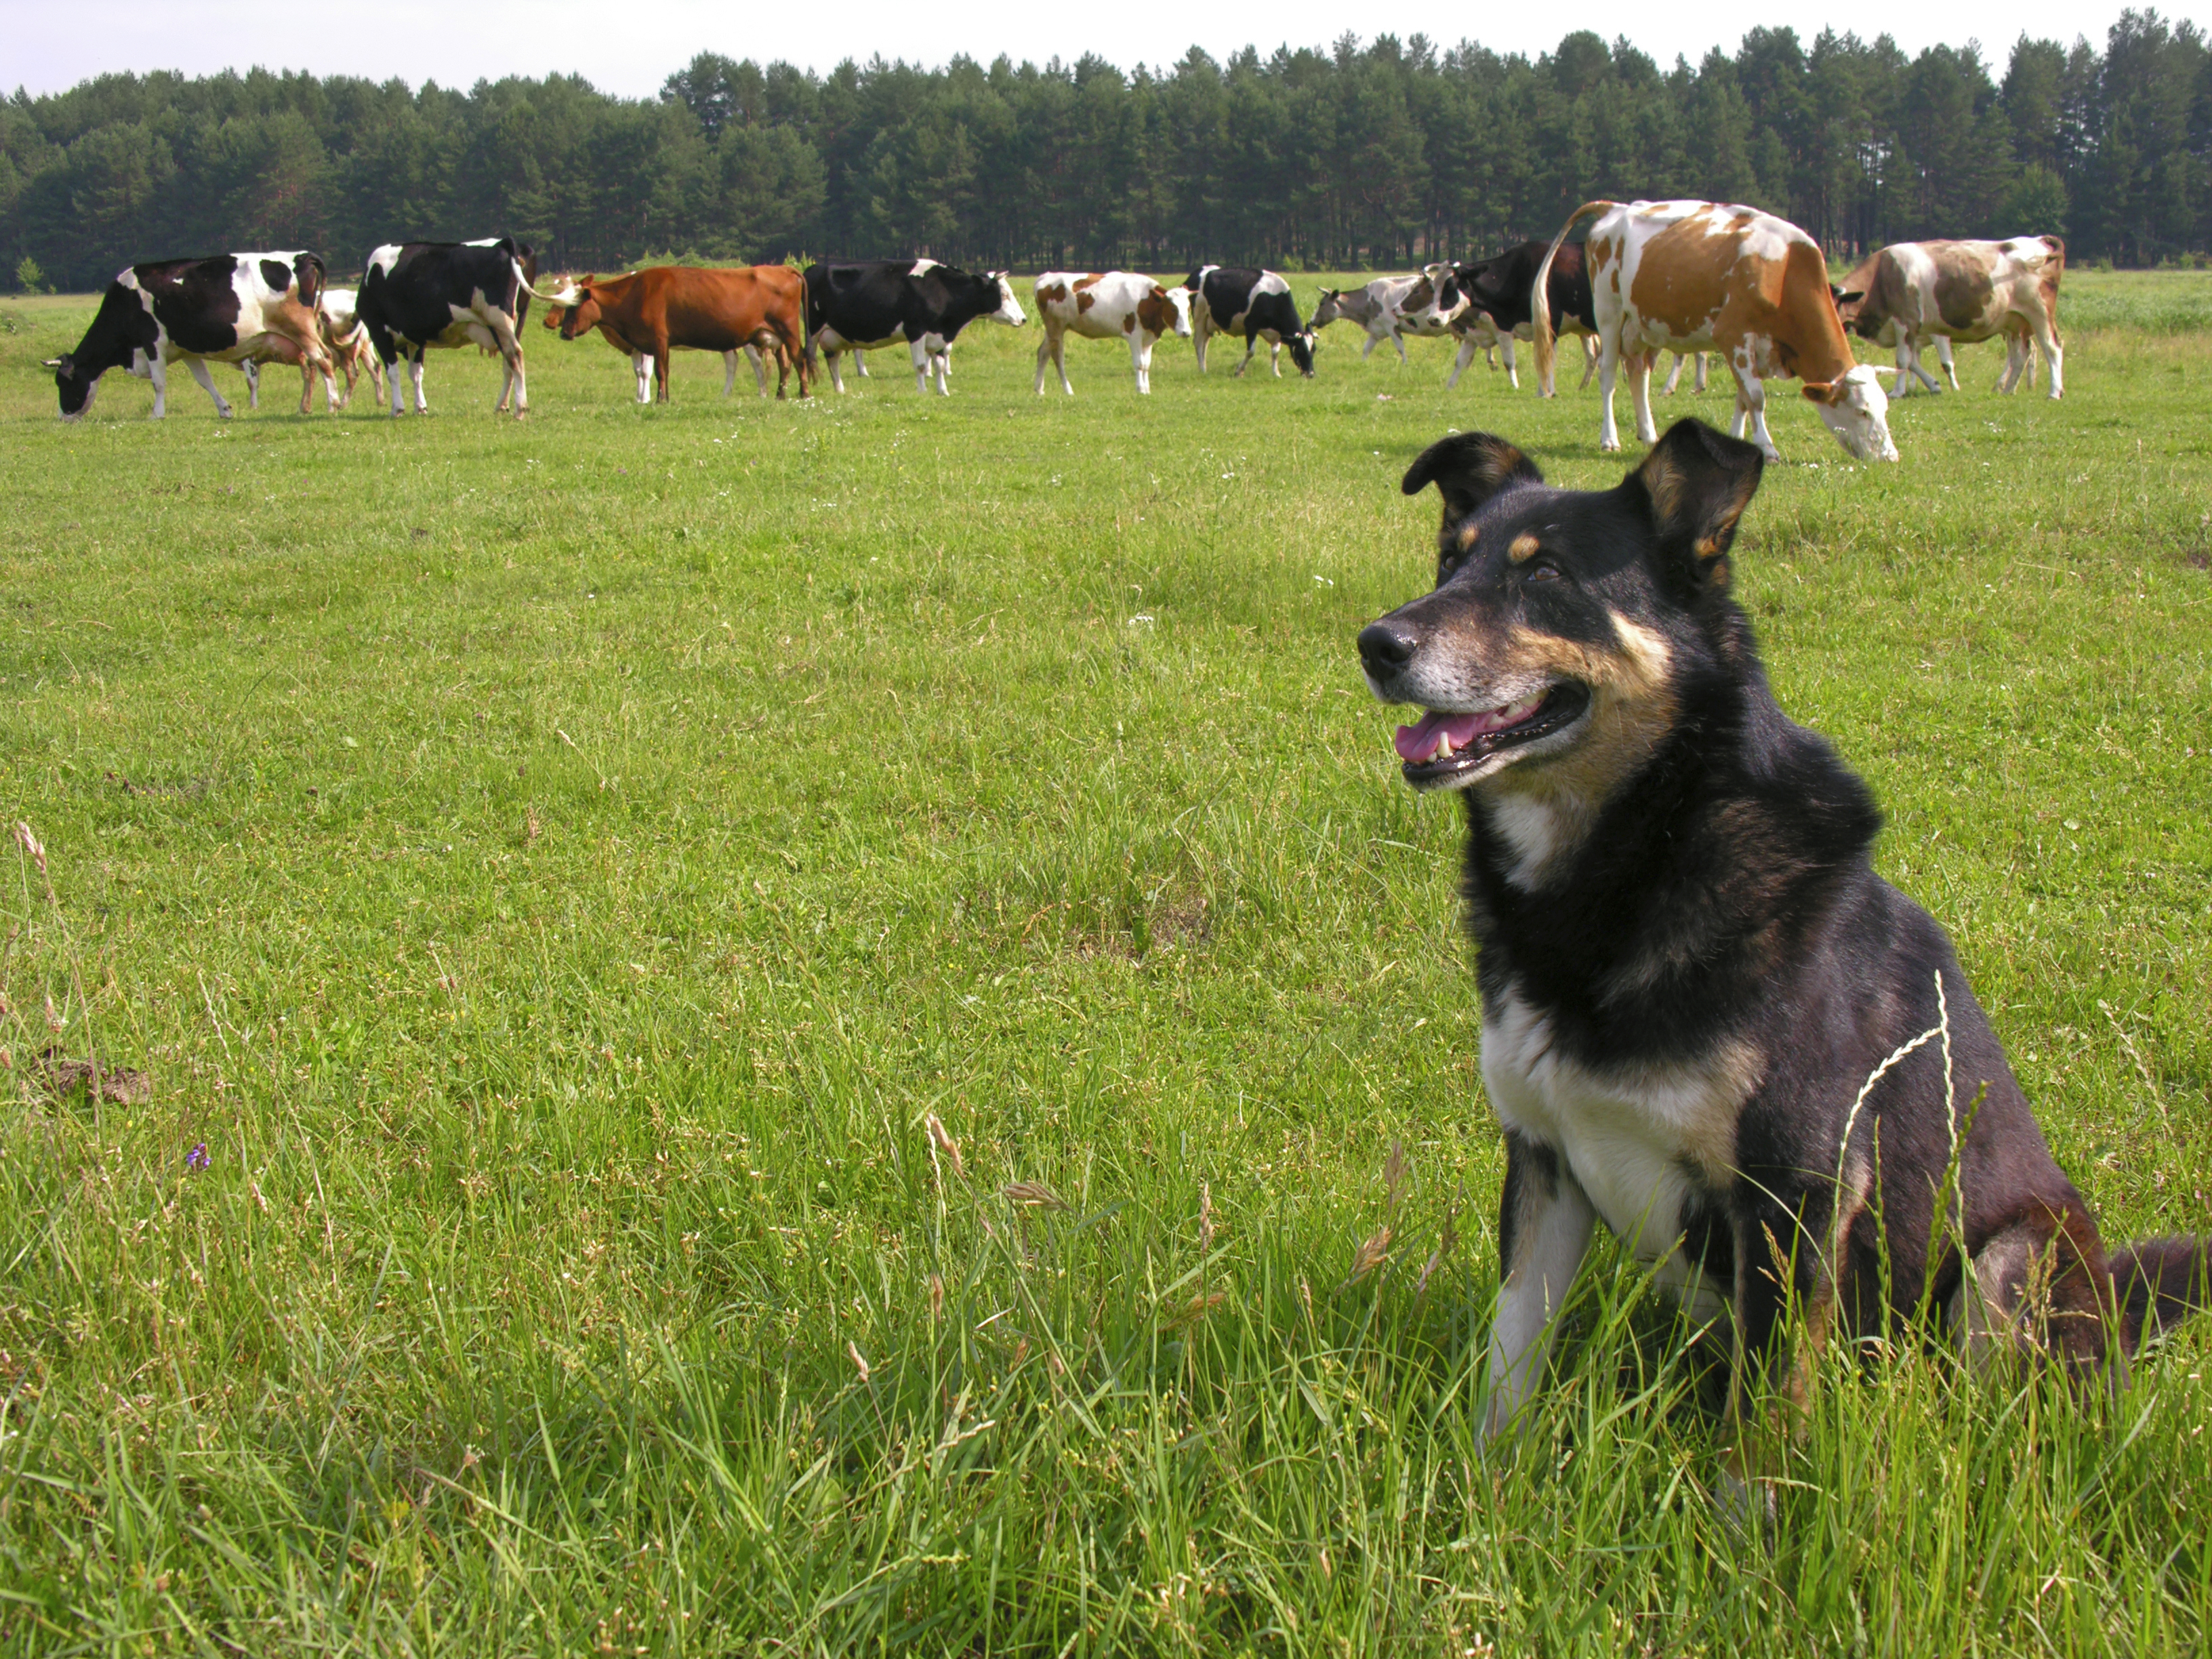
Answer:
(1357, 619, 1420, 672)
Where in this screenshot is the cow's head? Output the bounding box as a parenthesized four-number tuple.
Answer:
(546, 279, 599, 339)
(1156, 283, 1193, 338)
(1311, 287, 1347, 329)
(1829, 284, 1868, 333)
(1801, 363, 1898, 462)
(1287, 327, 1317, 377)
(986, 272, 1026, 327)
(47, 354, 99, 421)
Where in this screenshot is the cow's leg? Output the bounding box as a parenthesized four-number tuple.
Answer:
(1447, 334, 1477, 390)
(1500, 337, 1519, 391)
(630, 352, 651, 403)
(1231, 335, 1255, 378)
(855, 350, 872, 380)
(186, 357, 234, 419)
(907, 337, 932, 394)
(1596, 337, 1620, 451)
(1392, 331, 1408, 365)
(1132, 332, 1154, 395)
(1483, 1134, 1596, 1443)
(1034, 325, 1055, 395)
(1936, 334, 1961, 392)
(1578, 335, 1600, 390)
(2032, 307, 2064, 399)
(1269, 340, 1283, 378)
(241, 359, 260, 411)
(1662, 352, 1685, 395)
(1629, 350, 1658, 446)
(1737, 372, 1778, 461)
(934, 346, 952, 396)
(1193, 323, 1210, 375)
(409, 352, 428, 414)
(143, 355, 168, 419)
(653, 346, 672, 405)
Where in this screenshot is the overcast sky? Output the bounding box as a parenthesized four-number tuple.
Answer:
(11, 1, 2204, 100)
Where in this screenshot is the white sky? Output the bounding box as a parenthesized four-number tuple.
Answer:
(7, 1, 2203, 101)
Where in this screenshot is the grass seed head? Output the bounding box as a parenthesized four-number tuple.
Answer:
(925, 1113, 964, 1178)
(846, 1340, 869, 1384)
(13, 821, 45, 877)
(1339, 1225, 1392, 1292)
(1003, 1180, 1067, 1210)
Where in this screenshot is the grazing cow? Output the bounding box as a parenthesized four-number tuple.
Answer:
(804, 260, 1026, 394)
(1833, 238, 2064, 398)
(541, 264, 809, 401)
(355, 237, 558, 417)
(1440, 305, 1601, 392)
(1183, 266, 1316, 377)
(1310, 270, 1465, 364)
(1443, 241, 1599, 395)
(46, 251, 333, 421)
(1031, 271, 1192, 394)
(1536, 199, 1897, 462)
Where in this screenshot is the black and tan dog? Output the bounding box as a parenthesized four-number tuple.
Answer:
(1358, 417, 2202, 1458)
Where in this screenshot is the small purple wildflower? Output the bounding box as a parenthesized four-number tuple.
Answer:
(185, 1142, 209, 1171)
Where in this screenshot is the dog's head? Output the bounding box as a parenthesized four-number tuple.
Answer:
(1358, 419, 1763, 800)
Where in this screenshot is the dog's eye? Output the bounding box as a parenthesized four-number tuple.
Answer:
(1525, 560, 1563, 582)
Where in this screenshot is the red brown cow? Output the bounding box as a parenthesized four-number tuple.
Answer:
(542, 264, 809, 400)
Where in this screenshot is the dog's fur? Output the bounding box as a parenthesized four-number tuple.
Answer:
(1358, 418, 2203, 1462)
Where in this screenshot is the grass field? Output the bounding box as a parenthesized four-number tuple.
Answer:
(1, 268, 2208, 1656)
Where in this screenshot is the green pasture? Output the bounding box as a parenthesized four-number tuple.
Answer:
(0, 270, 2208, 1655)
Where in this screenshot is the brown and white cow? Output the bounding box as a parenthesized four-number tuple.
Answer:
(543, 264, 809, 400)
(1031, 271, 1192, 394)
(240, 284, 386, 412)
(1834, 237, 2064, 399)
(1536, 199, 1897, 462)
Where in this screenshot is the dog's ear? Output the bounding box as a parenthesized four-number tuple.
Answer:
(1401, 432, 1543, 531)
(1629, 419, 1764, 591)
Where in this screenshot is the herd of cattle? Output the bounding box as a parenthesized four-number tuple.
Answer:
(42, 200, 2070, 463)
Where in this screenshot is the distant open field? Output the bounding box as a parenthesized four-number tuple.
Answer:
(1, 270, 2208, 1654)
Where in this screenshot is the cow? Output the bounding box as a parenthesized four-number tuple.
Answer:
(355, 237, 562, 417)
(45, 252, 333, 421)
(1443, 241, 1600, 396)
(1536, 199, 1898, 462)
(1833, 237, 2064, 399)
(803, 260, 1026, 394)
(1439, 305, 1601, 392)
(1183, 266, 1315, 377)
(1310, 270, 1465, 364)
(1031, 271, 1192, 394)
(239, 285, 385, 412)
(541, 264, 809, 401)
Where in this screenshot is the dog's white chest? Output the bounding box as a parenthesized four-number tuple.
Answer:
(1480, 990, 1750, 1257)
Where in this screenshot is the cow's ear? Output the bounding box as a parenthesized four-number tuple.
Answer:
(1401, 432, 1542, 529)
(1629, 419, 1763, 590)
(1831, 287, 1863, 306)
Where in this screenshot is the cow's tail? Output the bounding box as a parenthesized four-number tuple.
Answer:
(514, 262, 579, 309)
(1532, 201, 1614, 397)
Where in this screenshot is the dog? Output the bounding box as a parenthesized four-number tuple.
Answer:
(1357, 417, 2203, 1472)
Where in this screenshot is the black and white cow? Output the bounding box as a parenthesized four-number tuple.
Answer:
(1182, 266, 1315, 378)
(47, 252, 332, 421)
(803, 260, 1027, 394)
(1445, 241, 1600, 395)
(354, 237, 556, 417)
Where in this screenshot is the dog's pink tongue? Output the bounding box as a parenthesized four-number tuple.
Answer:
(1394, 710, 1481, 763)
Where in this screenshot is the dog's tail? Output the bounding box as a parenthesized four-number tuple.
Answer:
(2110, 1235, 2209, 1351)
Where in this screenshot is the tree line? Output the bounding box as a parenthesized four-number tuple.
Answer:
(3, 13, 2208, 292)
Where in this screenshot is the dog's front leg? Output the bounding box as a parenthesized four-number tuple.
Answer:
(1717, 1181, 1835, 1524)
(1483, 1132, 1595, 1443)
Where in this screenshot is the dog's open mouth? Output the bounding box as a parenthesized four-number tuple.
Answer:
(1393, 683, 1591, 784)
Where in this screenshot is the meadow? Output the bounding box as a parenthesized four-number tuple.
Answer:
(0, 269, 2207, 1656)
